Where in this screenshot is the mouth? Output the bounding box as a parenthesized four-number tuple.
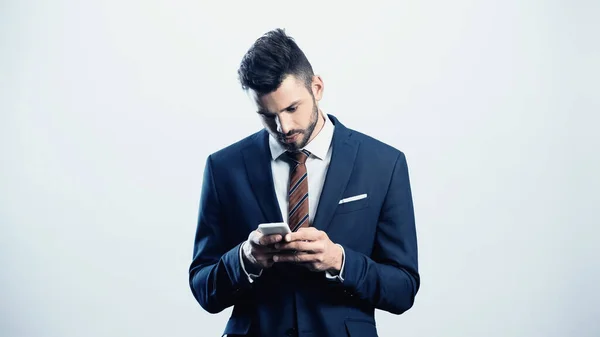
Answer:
(282, 133, 300, 143)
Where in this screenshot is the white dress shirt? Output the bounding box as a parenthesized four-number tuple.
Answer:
(269, 112, 333, 224)
(240, 112, 346, 283)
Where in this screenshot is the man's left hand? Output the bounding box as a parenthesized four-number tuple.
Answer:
(272, 227, 343, 273)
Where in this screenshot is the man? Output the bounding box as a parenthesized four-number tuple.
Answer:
(189, 28, 419, 337)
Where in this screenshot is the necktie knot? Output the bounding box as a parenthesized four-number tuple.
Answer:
(286, 149, 311, 164)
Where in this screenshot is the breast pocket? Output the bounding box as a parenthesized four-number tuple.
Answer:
(335, 193, 369, 214)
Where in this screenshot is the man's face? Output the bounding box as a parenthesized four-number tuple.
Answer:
(254, 74, 324, 152)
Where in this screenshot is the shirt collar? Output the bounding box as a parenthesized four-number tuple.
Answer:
(269, 112, 334, 161)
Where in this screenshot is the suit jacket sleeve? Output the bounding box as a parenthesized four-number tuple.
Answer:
(340, 151, 420, 314)
(188, 155, 252, 314)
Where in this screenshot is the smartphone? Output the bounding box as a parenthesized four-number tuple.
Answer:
(257, 222, 291, 236)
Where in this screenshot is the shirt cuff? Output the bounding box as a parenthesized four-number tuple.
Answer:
(325, 244, 345, 282)
(239, 241, 262, 283)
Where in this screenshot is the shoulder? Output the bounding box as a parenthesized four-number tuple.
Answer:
(346, 126, 406, 163)
(206, 129, 265, 165)
(330, 114, 405, 161)
(342, 125, 412, 187)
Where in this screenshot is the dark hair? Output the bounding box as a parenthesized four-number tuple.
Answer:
(237, 28, 314, 96)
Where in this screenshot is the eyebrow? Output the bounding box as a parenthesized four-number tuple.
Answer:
(257, 100, 301, 115)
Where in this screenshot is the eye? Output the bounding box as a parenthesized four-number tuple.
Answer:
(287, 106, 297, 113)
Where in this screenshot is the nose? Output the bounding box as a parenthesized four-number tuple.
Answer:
(275, 114, 293, 135)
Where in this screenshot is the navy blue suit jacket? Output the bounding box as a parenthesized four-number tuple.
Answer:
(189, 115, 419, 337)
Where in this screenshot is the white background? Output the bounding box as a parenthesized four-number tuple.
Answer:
(1, 1, 599, 336)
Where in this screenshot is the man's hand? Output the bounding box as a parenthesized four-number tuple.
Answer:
(272, 227, 343, 273)
(242, 230, 284, 270)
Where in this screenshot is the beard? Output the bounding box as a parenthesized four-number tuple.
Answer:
(282, 99, 319, 152)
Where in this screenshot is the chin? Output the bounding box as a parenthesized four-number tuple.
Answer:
(285, 144, 300, 152)
(292, 137, 308, 151)
(277, 133, 307, 152)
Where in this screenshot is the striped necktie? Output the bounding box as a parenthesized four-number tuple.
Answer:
(286, 149, 311, 232)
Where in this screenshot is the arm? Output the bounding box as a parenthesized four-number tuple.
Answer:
(340, 152, 420, 314)
(188, 155, 252, 314)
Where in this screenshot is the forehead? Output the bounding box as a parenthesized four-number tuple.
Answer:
(252, 75, 309, 112)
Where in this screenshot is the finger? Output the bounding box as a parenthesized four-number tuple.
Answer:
(273, 252, 317, 263)
(257, 233, 283, 246)
(251, 244, 281, 254)
(297, 261, 319, 271)
(248, 230, 262, 245)
(264, 254, 278, 268)
(254, 254, 275, 267)
(275, 240, 322, 253)
(249, 230, 275, 245)
(284, 227, 321, 242)
(252, 251, 278, 261)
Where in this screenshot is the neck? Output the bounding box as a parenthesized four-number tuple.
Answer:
(308, 110, 326, 142)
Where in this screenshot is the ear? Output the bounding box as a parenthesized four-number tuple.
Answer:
(311, 75, 324, 101)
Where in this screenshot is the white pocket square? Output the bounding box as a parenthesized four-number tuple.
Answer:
(339, 194, 367, 204)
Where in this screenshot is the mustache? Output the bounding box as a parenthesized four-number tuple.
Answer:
(279, 130, 303, 138)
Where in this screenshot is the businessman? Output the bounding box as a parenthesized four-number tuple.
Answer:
(189, 28, 420, 337)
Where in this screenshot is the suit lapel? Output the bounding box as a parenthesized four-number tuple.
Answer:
(313, 115, 360, 232)
(242, 130, 283, 223)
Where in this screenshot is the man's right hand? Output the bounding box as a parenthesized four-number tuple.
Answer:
(242, 229, 284, 270)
